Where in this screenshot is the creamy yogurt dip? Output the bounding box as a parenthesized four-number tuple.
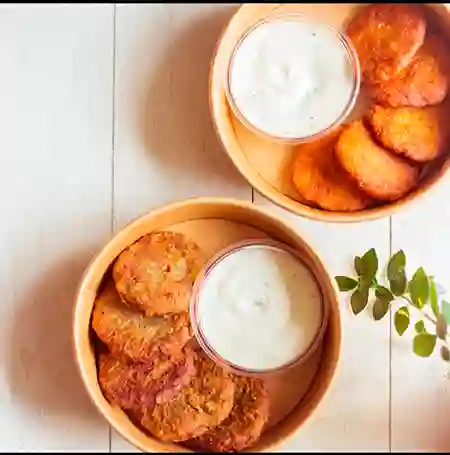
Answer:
(227, 16, 358, 140)
(195, 243, 324, 372)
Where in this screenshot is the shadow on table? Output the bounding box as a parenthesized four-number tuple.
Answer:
(140, 5, 245, 191)
(6, 247, 106, 432)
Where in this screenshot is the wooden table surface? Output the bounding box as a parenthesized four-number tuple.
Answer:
(1, 3, 449, 452)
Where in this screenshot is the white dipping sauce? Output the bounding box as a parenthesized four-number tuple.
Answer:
(196, 245, 323, 371)
(228, 17, 356, 139)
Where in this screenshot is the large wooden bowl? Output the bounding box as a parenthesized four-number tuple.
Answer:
(73, 197, 341, 453)
(210, 3, 450, 223)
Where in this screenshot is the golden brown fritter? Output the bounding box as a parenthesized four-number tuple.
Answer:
(113, 231, 205, 317)
(98, 348, 196, 410)
(335, 120, 420, 201)
(193, 375, 269, 453)
(91, 281, 191, 364)
(367, 104, 448, 162)
(346, 4, 426, 83)
(139, 351, 235, 442)
(369, 35, 449, 107)
(291, 128, 371, 212)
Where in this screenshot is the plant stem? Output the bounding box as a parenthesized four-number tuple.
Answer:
(399, 295, 450, 346)
(400, 295, 437, 325)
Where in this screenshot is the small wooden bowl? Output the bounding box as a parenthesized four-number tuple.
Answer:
(210, 3, 450, 223)
(73, 197, 341, 453)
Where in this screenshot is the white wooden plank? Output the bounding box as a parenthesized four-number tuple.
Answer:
(391, 181, 450, 452)
(113, 3, 249, 451)
(113, 3, 247, 231)
(255, 194, 391, 452)
(0, 4, 113, 452)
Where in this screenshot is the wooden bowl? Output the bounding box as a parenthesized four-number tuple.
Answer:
(210, 3, 450, 223)
(73, 197, 341, 453)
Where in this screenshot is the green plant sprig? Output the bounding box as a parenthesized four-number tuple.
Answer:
(335, 248, 450, 361)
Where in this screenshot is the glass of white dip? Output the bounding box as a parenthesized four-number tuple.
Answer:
(225, 13, 360, 144)
(190, 239, 329, 376)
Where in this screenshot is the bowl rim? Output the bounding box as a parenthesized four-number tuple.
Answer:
(224, 11, 361, 145)
(72, 196, 342, 453)
(209, 3, 450, 224)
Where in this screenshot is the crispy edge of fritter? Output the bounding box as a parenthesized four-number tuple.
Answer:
(139, 351, 236, 443)
(192, 376, 270, 453)
(291, 128, 371, 212)
(97, 346, 196, 410)
(367, 104, 447, 162)
(335, 120, 420, 201)
(91, 281, 192, 364)
(346, 4, 426, 83)
(112, 231, 205, 317)
(369, 34, 449, 108)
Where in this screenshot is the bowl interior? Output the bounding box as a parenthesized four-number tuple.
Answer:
(210, 3, 450, 223)
(73, 198, 341, 453)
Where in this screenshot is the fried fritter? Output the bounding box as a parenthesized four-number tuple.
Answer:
(346, 4, 426, 83)
(291, 128, 371, 212)
(367, 104, 448, 162)
(369, 35, 449, 108)
(98, 347, 196, 410)
(335, 120, 420, 201)
(193, 376, 269, 453)
(139, 351, 235, 442)
(113, 231, 205, 317)
(91, 281, 191, 364)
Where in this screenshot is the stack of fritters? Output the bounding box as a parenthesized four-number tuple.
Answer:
(90, 230, 270, 453)
(191, 375, 270, 453)
(292, 4, 450, 211)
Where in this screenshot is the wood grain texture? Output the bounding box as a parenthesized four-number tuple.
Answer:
(0, 4, 113, 451)
(113, 3, 248, 231)
(0, 2, 448, 452)
(391, 178, 450, 452)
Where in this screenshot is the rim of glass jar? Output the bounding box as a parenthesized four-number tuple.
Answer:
(224, 12, 361, 146)
(189, 238, 330, 377)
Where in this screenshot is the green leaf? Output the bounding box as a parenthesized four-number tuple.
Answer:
(375, 285, 394, 302)
(373, 298, 390, 321)
(335, 276, 358, 292)
(394, 306, 410, 336)
(414, 320, 426, 333)
(354, 256, 363, 276)
(387, 250, 406, 281)
(429, 276, 439, 317)
(387, 250, 407, 296)
(409, 267, 429, 309)
(359, 276, 373, 290)
(359, 248, 378, 280)
(413, 333, 437, 357)
(372, 286, 393, 321)
(436, 313, 448, 340)
(350, 287, 369, 315)
(441, 300, 450, 325)
(441, 345, 450, 362)
(389, 272, 407, 296)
